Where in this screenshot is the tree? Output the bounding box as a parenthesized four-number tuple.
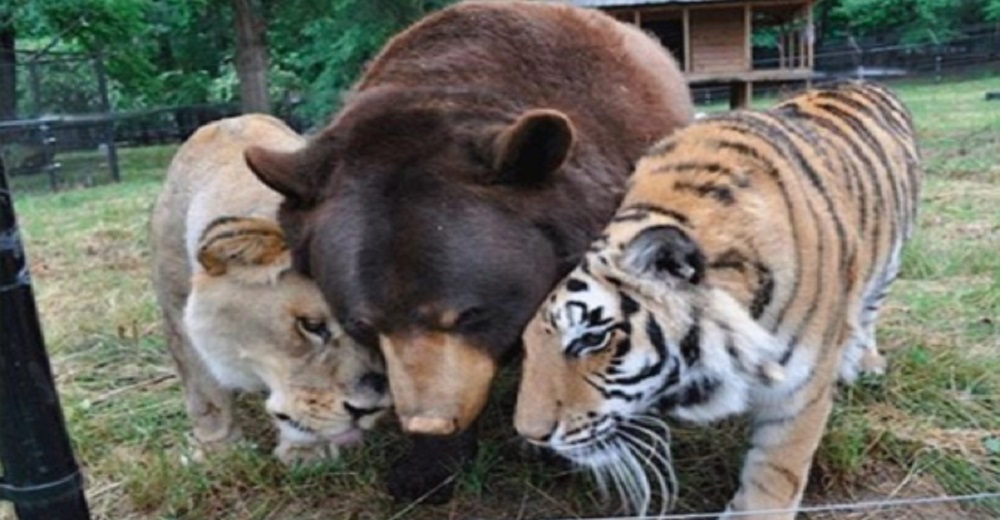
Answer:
(0, 5, 15, 120)
(232, 0, 269, 113)
(271, 0, 455, 123)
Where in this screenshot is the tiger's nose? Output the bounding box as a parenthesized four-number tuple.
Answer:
(360, 372, 388, 395)
(515, 419, 557, 446)
(344, 402, 383, 421)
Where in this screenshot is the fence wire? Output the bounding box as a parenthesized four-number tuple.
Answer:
(552, 491, 1000, 519)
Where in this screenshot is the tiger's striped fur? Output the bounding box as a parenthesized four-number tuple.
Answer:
(514, 81, 921, 518)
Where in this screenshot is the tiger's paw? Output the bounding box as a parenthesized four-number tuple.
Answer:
(858, 348, 887, 377)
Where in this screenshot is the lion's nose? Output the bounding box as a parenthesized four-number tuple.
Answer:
(344, 402, 383, 421)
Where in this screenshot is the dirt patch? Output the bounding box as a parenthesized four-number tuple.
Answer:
(806, 463, 992, 520)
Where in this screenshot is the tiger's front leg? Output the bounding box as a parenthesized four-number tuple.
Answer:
(723, 376, 836, 520)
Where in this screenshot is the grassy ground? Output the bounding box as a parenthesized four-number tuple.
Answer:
(2, 73, 998, 519)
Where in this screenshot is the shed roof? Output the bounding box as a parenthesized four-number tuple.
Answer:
(568, 0, 802, 7)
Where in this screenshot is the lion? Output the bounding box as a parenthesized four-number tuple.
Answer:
(151, 114, 391, 465)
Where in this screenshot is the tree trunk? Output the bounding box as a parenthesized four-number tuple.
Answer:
(232, 0, 269, 114)
(0, 20, 16, 121)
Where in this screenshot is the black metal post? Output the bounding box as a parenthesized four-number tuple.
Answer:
(0, 156, 90, 519)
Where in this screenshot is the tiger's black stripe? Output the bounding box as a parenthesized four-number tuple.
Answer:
(653, 161, 751, 188)
(711, 118, 827, 346)
(679, 319, 701, 366)
(674, 180, 736, 205)
(777, 103, 875, 238)
(614, 203, 691, 227)
(707, 136, 800, 329)
(816, 101, 904, 244)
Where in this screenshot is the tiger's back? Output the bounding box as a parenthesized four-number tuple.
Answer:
(514, 81, 922, 519)
(627, 80, 920, 383)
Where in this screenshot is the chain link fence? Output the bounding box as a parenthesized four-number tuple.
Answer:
(0, 50, 119, 193)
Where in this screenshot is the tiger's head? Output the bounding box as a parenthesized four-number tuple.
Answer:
(514, 211, 784, 510)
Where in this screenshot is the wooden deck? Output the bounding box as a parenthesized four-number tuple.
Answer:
(686, 68, 815, 85)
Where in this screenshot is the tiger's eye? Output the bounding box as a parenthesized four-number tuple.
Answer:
(581, 332, 608, 347)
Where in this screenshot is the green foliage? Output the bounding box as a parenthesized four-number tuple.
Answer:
(271, 0, 456, 124)
(9, 0, 996, 124)
(10, 0, 456, 122)
(832, 0, 998, 43)
(21, 0, 157, 102)
(987, 0, 1000, 20)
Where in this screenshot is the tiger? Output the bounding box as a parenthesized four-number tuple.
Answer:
(514, 80, 922, 519)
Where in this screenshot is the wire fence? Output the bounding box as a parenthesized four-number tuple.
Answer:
(548, 491, 1000, 520)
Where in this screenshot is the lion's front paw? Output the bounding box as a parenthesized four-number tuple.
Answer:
(274, 440, 341, 466)
(184, 428, 244, 464)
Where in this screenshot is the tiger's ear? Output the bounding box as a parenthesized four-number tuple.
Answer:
(621, 225, 705, 284)
(245, 140, 332, 205)
(196, 217, 291, 280)
(492, 109, 575, 184)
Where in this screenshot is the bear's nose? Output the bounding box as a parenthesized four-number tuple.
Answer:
(360, 372, 388, 394)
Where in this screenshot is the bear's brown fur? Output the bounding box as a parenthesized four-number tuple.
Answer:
(245, 0, 693, 502)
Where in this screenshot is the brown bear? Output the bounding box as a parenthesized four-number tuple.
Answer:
(245, 0, 692, 503)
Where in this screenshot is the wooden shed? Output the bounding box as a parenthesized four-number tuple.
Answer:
(572, 0, 817, 108)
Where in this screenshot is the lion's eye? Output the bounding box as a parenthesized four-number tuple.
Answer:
(297, 317, 331, 343)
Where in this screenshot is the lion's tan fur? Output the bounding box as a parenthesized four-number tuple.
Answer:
(151, 114, 390, 465)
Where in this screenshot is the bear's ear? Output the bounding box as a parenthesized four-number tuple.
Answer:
(621, 225, 705, 284)
(196, 216, 290, 279)
(492, 109, 575, 184)
(245, 142, 330, 205)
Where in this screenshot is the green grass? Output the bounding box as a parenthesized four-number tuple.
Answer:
(2, 74, 999, 519)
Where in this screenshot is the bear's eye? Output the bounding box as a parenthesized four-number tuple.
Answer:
(454, 306, 488, 330)
(345, 317, 378, 348)
(297, 317, 331, 343)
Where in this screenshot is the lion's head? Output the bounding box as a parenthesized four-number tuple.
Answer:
(183, 216, 391, 459)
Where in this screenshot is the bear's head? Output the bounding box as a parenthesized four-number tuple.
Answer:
(245, 87, 616, 435)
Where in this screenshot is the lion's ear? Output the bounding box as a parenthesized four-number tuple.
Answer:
(491, 109, 575, 184)
(245, 138, 333, 205)
(196, 217, 290, 278)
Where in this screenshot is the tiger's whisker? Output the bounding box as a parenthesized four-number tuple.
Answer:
(619, 425, 677, 513)
(629, 418, 679, 508)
